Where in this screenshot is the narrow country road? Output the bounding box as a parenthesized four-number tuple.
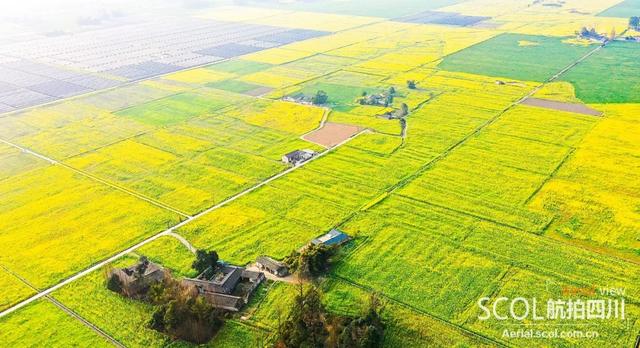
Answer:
(0, 130, 367, 319)
(165, 231, 197, 254)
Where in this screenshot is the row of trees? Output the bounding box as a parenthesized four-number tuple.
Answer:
(578, 27, 604, 40)
(358, 87, 396, 107)
(275, 286, 385, 348)
(278, 237, 385, 347)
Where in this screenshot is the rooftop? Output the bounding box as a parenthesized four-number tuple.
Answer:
(257, 256, 286, 270)
(312, 229, 350, 246)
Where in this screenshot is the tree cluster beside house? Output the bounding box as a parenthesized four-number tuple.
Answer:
(107, 251, 264, 344)
(576, 26, 607, 42)
(358, 87, 396, 107)
(106, 229, 353, 344)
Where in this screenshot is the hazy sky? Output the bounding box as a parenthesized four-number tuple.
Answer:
(0, 0, 223, 34)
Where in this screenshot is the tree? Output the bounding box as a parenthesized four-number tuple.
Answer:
(276, 287, 386, 348)
(630, 16, 640, 29)
(148, 278, 223, 344)
(135, 256, 149, 280)
(580, 26, 589, 37)
(338, 293, 385, 348)
(149, 305, 166, 332)
(400, 103, 409, 117)
(312, 90, 328, 105)
(407, 80, 417, 89)
(388, 87, 396, 95)
(277, 286, 328, 347)
(285, 244, 335, 279)
(106, 273, 124, 294)
(192, 249, 219, 275)
(148, 282, 166, 304)
(384, 94, 394, 107)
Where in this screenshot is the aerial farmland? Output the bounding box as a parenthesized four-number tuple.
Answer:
(0, 0, 639, 347)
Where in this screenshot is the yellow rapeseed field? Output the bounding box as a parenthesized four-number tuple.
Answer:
(0, 165, 180, 288)
(234, 100, 324, 134)
(163, 69, 235, 85)
(0, 268, 36, 311)
(530, 104, 640, 258)
(242, 47, 315, 65)
(532, 81, 580, 102)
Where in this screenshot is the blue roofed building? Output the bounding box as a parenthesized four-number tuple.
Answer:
(312, 229, 350, 247)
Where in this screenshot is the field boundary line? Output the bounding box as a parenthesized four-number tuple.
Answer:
(380, 40, 608, 199)
(0, 264, 124, 347)
(0, 137, 192, 218)
(396, 193, 539, 232)
(0, 130, 367, 319)
(330, 275, 510, 348)
(393, 195, 640, 288)
(62, 130, 151, 160)
(523, 147, 575, 205)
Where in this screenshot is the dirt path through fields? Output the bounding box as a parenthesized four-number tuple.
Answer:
(522, 97, 603, 116)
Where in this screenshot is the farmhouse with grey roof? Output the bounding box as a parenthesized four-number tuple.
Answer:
(109, 258, 166, 297)
(282, 149, 316, 165)
(182, 263, 265, 312)
(256, 256, 289, 277)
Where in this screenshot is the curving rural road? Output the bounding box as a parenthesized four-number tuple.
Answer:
(0, 130, 367, 319)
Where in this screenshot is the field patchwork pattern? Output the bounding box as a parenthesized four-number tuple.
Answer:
(1, 1, 639, 347)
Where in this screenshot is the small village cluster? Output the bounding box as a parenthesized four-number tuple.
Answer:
(109, 229, 350, 312)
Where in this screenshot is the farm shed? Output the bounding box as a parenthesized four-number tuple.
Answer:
(256, 256, 289, 277)
(282, 149, 315, 165)
(312, 229, 351, 247)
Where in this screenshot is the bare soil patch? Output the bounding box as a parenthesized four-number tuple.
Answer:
(244, 86, 273, 97)
(303, 122, 361, 148)
(522, 97, 602, 116)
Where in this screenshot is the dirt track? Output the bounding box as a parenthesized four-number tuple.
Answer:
(522, 97, 602, 116)
(303, 122, 361, 148)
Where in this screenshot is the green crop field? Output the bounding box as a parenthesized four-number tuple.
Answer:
(439, 33, 594, 82)
(0, 300, 112, 347)
(114, 92, 243, 126)
(205, 80, 264, 94)
(561, 41, 640, 103)
(1, 1, 639, 347)
(598, 0, 640, 17)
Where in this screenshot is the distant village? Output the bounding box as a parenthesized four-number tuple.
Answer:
(576, 16, 640, 43)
